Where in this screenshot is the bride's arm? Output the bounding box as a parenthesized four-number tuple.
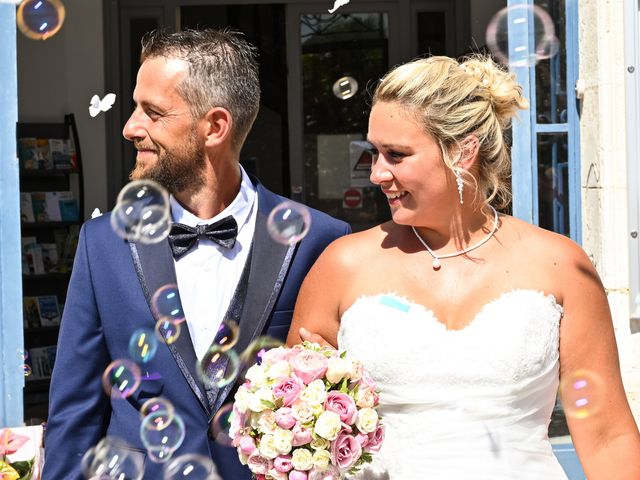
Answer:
(557, 236, 640, 479)
(286, 236, 355, 348)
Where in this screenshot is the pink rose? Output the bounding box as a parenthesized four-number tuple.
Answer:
(238, 435, 257, 456)
(273, 376, 304, 407)
(261, 347, 291, 365)
(275, 407, 296, 430)
(274, 454, 293, 473)
(291, 423, 313, 446)
(338, 424, 352, 435)
(324, 391, 357, 425)
(0, 429, 29, 456)
(355, 432, 369, 448)
(364, 424, 385, 453)
(289, 350, 328, 384)
(247, 453, 271, 475)
(230, 408, 248, 443)
(289, 471, 308, 480)
(330, 433, 362, 470)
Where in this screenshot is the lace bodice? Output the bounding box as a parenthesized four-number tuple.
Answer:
(338, 289, 568, 480)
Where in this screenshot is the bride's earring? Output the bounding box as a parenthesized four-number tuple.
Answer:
(456, 170, 464, 204)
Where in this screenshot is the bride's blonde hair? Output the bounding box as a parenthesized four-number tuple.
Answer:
(372, 55, 529, 209)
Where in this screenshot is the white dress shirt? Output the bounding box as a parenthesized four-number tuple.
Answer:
(170, 166, 257, 360)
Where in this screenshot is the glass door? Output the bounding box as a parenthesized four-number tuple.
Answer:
(287, 3, 400, 231)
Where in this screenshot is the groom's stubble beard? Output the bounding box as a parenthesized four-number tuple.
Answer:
(130, 131, 206, 195)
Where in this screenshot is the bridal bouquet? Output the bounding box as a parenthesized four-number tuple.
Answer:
(0, 426, 43, 480)
(230, 341, 384, 479)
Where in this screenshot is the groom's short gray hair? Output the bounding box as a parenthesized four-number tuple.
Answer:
(140, 28, 261, 150)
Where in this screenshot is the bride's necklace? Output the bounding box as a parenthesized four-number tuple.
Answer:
(411, 205, 499, 270)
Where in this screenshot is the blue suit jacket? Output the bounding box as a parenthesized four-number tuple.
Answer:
(42, 181, 350, 479)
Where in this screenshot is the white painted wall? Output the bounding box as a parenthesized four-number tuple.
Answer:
(579, 0, 640, 423)
(17, 0, 108, 216)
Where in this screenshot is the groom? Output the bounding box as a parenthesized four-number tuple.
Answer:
(42, 28, 349, 480)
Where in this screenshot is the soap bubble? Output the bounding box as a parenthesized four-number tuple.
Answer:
(110, 180, 171, 244)
(267, 201, 311, 245)
(17, 0, 66, 41)
(486, 4, 559, 68)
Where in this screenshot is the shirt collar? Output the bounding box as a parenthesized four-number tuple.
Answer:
(170, 165, 256, 231)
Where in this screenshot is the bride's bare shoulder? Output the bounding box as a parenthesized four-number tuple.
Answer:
(315, 222, 391, 270)
(500, 214, 595, 284)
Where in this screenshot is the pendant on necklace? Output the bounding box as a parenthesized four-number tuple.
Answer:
(432, 258, 441, 270)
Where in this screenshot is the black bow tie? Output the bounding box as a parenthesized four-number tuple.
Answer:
(168, 216, 238, 259)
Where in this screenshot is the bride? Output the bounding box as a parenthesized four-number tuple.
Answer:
(287, 55, 640, 479)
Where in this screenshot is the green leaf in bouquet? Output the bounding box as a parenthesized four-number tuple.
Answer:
(339, 377, 349, 393)
(351, 383, 360, 396)
(360, 452, 373, 463)
(260, 399, 276, 410)
(12, 459, 34, 480)
(340, 350, 347, 359)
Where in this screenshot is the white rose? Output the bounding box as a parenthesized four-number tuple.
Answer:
(258, 434, 280, 459)
(237, 449, 249, 465)
(326, 356, 352, 384)
(273, 427, 294, 455)
(247, 387, 275, 412)
(312, 449, 332, 469)
(292, 401, 315, 423)
(258, 410, 277, 434)
(266, 360, 291, 380)
(349, 360, 364, 382)
(245, 364, 268, 386)
(234, 386, 251, 413)
(300, 379, 327, 405)
(355, 388, 375, 408)
(247, 392, 268, 413)
(250, 412, 261, 429)
(356, 408, 378, 433)
(310, 436, 330, 450)
(228, 409, 244, 439)
(291, 448, 314, 471)
(313, 411, 341, 440)
(253, 387, 276, 412)
(266, 468, 288, 480)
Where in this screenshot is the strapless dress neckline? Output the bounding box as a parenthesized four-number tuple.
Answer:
(338, 289, 568, 479)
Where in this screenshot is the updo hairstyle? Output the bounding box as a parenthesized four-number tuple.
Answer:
(372, 55, 529, 208)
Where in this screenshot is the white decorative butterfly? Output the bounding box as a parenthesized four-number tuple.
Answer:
(91, 208, 102, 219)
(89, 93, 116, 118)
(328, 0, 350, 13)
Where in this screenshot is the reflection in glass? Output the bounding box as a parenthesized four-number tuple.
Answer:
(416, 12, 447, 56)
(535, 0, 567, 124)
(300, 13, 391, 230)
(537, 133, 569, 235)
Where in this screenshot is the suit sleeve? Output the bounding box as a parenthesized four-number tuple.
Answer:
(42, 224, 111, 480)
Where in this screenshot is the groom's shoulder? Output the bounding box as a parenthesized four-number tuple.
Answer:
(258, 186, 350, 237)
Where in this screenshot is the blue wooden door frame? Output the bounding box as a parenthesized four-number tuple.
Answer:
(0, 3, 25, 427)
(510, 0, 582, 244)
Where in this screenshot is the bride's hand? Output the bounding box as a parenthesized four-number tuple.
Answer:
(299, 327, 336, 349)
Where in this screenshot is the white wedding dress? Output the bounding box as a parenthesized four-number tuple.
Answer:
(338, 289, 569, 480)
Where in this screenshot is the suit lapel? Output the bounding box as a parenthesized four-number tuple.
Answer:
(211, 183, 298, 412)
(129, 240, 211, 415)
